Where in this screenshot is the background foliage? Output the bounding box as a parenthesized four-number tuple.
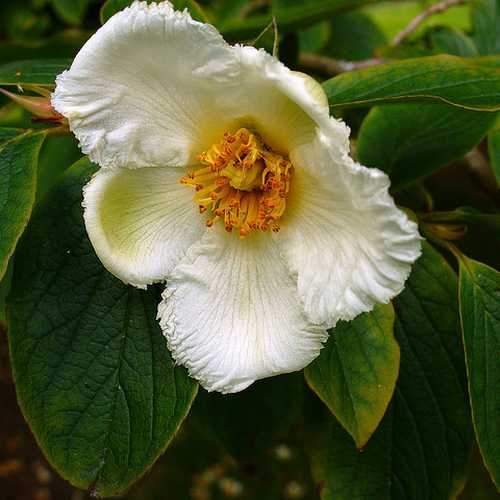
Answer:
(0, 0, 499, 499)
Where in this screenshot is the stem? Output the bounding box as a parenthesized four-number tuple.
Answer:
(297, 53, 382, 76)
(390, 0, 468, 47)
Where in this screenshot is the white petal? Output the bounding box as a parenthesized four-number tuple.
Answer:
(278, 130, 422, 327)
(217, 46, 350, 156)
(52, 1, 236, 169)
(158, 229, 327, 393)
(83, 166, 205, 288)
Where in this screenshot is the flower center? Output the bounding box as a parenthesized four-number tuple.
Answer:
(180, 128, 293, 238)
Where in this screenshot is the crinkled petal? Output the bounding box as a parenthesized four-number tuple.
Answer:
(158, 229, 327, 393)
(216, 46, 350, 157)
(52, 1, 237, 169)
(83, 166, 205, 288)
(278, 129, 422, 327)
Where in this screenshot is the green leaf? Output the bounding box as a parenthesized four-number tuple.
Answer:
(0, 59, 70, 88)
(429, 27, 478, 57)
(307, 242, 472, 499)
(220, 0, 379, 41)
(7, 158, 198, 497)
(0, 130, 45, 281)
(356, 103, 497, 190)
(323, 55, 500, 111)
(458, 255, 500, 489)
(488, 125, 500, 186)
(305, 304, 399, 448)
(325, 10, 387, 61)
(471, 0, 500, 55)
(51, 0, 90, 25)
(0, 127, 22, 145)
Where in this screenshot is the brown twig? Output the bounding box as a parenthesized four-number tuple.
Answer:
(297, 0, 468, 77)
(297, 53, 383, 77)
(390, 0, 468, 47)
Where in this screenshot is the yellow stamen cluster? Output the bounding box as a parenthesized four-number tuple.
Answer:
(180, 128, 293, 237)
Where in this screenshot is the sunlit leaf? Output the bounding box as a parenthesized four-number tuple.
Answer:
(305, 304, 399, 448)
(324, 55, 500, 111)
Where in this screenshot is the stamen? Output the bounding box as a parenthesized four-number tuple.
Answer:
(180, 128, 293, 238)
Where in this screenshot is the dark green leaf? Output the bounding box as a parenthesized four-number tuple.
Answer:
(51, 0, 91, 25)
(7, 158, 198, 497)
(307, 242, 472, 499)
(459, 255, 500, 489)
(323, 55, 500, 111)
(0, 131, 45, 281)
(488, 123, 500, 185)
(471, 0, 500, 55)
(36, 134, 82, 202)
(305, 304, 399, 448)
(356, 103, 497, 189)
(0, 59, 70, 87)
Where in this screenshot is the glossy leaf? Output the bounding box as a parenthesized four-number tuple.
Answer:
(471, 0, 500, 55)
(307, 242, 472, 499)
(51, 0, 91, 25)
(8, 158, 198, 497)
(357, 103, 497, 190)
(459, 256, 500, 489)
(0, 59, 70, 88)
(0, 131, 46, 281)
(323, 55, 500, 111)
(305, 304, 399, 448)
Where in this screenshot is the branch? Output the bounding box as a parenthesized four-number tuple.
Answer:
(390, 0, 468, 47)
(297, 53, 382, 77)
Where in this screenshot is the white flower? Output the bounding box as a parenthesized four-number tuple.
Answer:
(52, 1, 421, 393)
